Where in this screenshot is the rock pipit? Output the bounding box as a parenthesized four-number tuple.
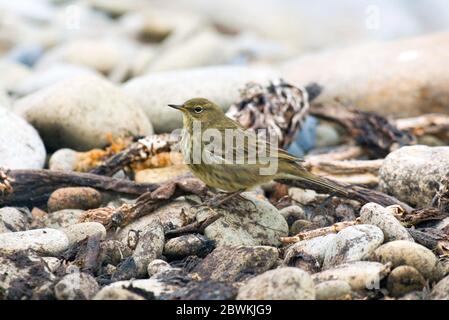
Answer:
(169, 98, 347, 206)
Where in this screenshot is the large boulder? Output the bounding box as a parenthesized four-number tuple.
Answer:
(379, 146, 449, 207)
(123, 65, 278, 132)
(14, 74, 153, 151)
(0, 107, 46, 169)
(280, 32, 449, 118)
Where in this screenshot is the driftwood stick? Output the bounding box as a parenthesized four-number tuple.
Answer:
(80, 177, 206, 229)
(408, 228, 449, 256)
(277, 178, 414, 213)
(89, 134, 177, 176)
(0, 168, 159, 206)
(395, 113, 449, 141)
(311, 101, 415, 157)
(280, 220, 360, 244)
(165, 212, 223, 238)
(304, 159, 383, 187)
(305, 145, 366, 162)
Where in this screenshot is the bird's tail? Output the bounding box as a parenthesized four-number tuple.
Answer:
(283, 165, 349, 197)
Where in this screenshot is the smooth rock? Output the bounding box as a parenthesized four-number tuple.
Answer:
(197, 194, 288, 247)
(430, 275, 449, 300)
(134, 165, 190, 184)
(387, 266, 425, 298)
(48, 148, 79, 171)
(0, 207, 28, 233)
(323, 225, 384, 268)
(47, 187, 102, 212)
(0, 228, 69, 256)
(313, 261, 391, 291)
(123, 65, 278, 132)
(284, 234, 337, 267)
(371, 240, 441, 281)
(163, 234, 214, 260)
(288, 188, 318, 205)
(116, 199, 196, 242)
(281, 32, 449, 118)
(315, 280, 352, 300)
(147, 259, 172, 278)
(0, 107, 46, 169)
(0, 251, 55, 300)
(360, 203, 414, 242)
(379, 146, 449, 207)
(54, 272, 100, 300)
(192, 246, 278, 282)
(0, 89, 9, 108)
(14, 74, 153, 151)
(13, 63, 99, 97)
(36, 38, 126, 75)
(63, 222, 107, 246)
(146, 28, 239, 72)
(131, 221, 165, 277)
(0, 60, 31, 92)
(237, 267, 315, 300)
(40, 209, 85, 229)
(93, 287, 145, 300)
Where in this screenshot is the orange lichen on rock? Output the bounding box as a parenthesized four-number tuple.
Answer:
(74, 133, 132, 172)
(131, 151, 184, 172)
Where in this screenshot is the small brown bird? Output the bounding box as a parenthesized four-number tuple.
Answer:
(168, 98, 347, 201)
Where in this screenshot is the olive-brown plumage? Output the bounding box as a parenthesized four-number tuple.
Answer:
(168, 98, 347, 195)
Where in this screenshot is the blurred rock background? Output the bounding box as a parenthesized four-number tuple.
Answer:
(1, 0, 449, 162)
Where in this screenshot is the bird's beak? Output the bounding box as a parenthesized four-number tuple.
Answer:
(168, 104, 184, 111)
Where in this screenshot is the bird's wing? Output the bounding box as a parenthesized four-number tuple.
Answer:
(233, 127, 304, 164)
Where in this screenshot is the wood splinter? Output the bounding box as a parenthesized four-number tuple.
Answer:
(280, 220, 361, 244)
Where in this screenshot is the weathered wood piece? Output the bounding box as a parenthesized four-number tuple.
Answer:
(89, 134, 177, 176)
(311, 101, 415, 157)
(0, 169, 159, 206)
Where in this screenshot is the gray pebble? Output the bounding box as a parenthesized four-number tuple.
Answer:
(323, 225, 384, 268)
(360, 203, 414, 242)
(0, 228, 69, 256)
(237, 267, 315, 300)
(54, 272, 100, 300)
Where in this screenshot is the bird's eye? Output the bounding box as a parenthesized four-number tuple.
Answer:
(193, 106, 203, 113)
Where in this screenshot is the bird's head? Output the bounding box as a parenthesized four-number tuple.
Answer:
(168, 98, 225, 128)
